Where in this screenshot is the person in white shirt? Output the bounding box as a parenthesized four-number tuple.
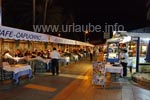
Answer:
(120, 49, 128, 77)
(32, 52, 48, 63)
(3, 51, 14, 59)
(3, 50, 17, 63)
(50, 47, 60, 75)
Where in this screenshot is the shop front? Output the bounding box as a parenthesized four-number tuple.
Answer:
(113, 31, 150, 73)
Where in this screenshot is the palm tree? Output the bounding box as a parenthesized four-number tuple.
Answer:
(33, 0, 54, 28)
(146, 0, 150, 22)
(0, 0, 2, 25)
(3, 0, 80, 40)
(33, 0, 35, 25)
(43, 0, 53, 26)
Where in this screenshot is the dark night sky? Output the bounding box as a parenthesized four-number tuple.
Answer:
(2, 0, 149, 43)
(66, 0, 147, 29)
(61, 0, 148, 42)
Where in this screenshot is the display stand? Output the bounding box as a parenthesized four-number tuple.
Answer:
(106, 41, 120, 63)
(92, 62, 105, 87)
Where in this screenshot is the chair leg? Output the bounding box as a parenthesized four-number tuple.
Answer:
(0, 69, 3, 81)
(33, 67, 36, 75)
(3, 71, 5, 80)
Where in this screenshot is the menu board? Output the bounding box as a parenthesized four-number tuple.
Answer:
(106, 42, 120, 63)
(92, 62, 105, 86)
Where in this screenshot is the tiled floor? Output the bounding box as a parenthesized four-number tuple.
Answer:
(0, 59, 150, 100)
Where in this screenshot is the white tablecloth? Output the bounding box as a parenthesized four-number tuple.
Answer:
(3, 64, 32, 83)
(3, 64, 31, 74)
(105, 64, 123, 77)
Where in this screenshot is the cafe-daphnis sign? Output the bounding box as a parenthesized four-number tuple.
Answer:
(0, 26, 49, 42)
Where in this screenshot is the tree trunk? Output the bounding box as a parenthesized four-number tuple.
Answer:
(33, 0, 36, 25)
(43, 0, 53, 26)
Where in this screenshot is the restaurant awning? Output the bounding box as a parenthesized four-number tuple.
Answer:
(0, 25, 94, 47)
(75, 41, 94, 47)
(50, 35, 76, 45)
(0, 25, 49, 42)
(50, 35, 94, 47)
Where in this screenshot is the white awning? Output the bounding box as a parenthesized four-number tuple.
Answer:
(50, 35, 76, 45)
(124, 32, 150, 38)
(50, 36, 94, 47)
(0, 26, 94, 47)
(76, 41, 94, 47)
(113, 31, 150, 43)
(0, 25, 49, 42)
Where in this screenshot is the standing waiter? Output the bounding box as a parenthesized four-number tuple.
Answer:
(120, 49, 128, 77)
(50, 47, 60, 75)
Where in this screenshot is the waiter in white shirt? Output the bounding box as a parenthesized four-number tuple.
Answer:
(50, 47, 60, 75)
(120, 49, 128, 77)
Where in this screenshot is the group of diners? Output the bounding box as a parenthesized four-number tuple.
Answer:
(2, 49, 51, 64)
(2, 47, 90, 72)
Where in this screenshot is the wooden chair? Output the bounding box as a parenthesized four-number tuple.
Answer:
(1, 62, 13, 80)
(31, 60, 47, 74)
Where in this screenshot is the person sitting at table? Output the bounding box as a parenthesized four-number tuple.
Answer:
(30, 52, 50, 72)
(15, 49, 23, 57)
(3, 50, 13, 59)
(17, 51, 31, 64)
(42, 50, 49, 59)
(32, 52, 48, 63)
(24, 50, 31, 57)
(2, 50, 17, 64)
(31, 51, 37, 58)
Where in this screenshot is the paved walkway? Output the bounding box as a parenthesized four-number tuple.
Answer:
(0, 59, 150, 100)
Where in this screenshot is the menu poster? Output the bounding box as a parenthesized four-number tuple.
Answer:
(92, 62, 105, 86)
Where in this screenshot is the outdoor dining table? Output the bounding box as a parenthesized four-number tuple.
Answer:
(105, 63, 123, 77)
(3, 64, 32, 84)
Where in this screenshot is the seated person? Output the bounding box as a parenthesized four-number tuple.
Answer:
(2, 50, 17, 64)
(31, 52, 48, 63)
(31, 51, 37, 58)
(31, 52, 50, 71)
(15, 49, 23, 57)
(3, 50, 14, 59)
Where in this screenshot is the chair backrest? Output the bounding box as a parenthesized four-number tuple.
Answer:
(2, 62, 13, 80)
(32, 59, 47, 73)
(2, 58, 17, 64)
(34, 59, 43, 64)
(18, 59, 28, 64)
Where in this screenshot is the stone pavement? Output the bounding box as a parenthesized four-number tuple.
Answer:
(0, 59, 150, 100)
